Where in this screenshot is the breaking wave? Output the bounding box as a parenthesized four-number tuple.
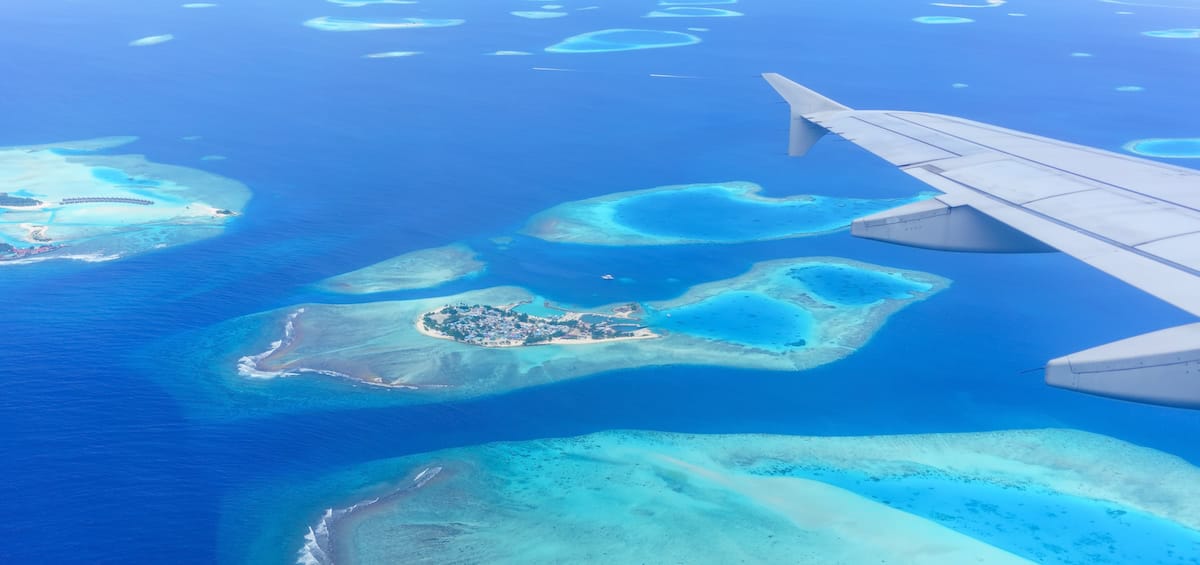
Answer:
(237, 308, 305, 378)
(296, 466, 443, 565)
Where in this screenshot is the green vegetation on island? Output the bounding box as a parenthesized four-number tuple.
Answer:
(420, 302, 653, 347)
(220, 258, 948, 407)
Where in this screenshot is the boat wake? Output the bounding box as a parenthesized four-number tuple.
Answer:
(296, 466, 443, 565)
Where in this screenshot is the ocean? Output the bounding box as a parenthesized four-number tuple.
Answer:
(2, 0, 1200, 562)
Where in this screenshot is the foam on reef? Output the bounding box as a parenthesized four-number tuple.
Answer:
(257, 428, 1200, 564)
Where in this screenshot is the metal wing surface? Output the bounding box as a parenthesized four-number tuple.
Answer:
(764, 73, 1200, 409)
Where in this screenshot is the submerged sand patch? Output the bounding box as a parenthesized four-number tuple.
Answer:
(235, 257, 947, 397)
(0, 137, 249, 265)
(280, 428, 1200, 564)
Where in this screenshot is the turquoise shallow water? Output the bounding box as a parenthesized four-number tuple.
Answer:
(234, 429, 1200, 565)
(790, 471, 1200, 564)
(511, 296, 566, 318)
(525, 182, 931, 245)
(90, 167, 161, 186)
(5, 0, 1200, 563)
(913, 16, 975, 24)
(787, 263, 933, 305)
(1124, 138, 1200, 158)
(546, 29, 702, 53)
(614, 187, 874, 240)
(647, 290, 814, 348)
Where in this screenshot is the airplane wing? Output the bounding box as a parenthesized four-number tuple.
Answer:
(763, 73, 1200, 410)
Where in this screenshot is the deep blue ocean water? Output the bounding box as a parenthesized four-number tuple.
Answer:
(2, 0, 1200, 563)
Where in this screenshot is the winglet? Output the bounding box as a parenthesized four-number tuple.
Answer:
(762, 73, 851, 156)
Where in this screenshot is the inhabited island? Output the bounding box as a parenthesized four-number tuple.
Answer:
(418, 302, 655, 347)
(226, 257, 948, 399)
(0, 136, 249, 265)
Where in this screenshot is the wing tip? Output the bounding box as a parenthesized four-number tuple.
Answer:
(761, 73, 851, 113)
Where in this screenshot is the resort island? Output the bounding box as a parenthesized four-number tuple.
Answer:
(315, 243, 485, 294)
(418, 302, 656, 347)
(0, 136, 250, 265)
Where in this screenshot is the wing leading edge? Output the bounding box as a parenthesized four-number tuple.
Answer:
(763, 73, 1200, 409)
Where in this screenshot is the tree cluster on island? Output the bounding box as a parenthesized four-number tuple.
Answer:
(421, 303, 646, 347)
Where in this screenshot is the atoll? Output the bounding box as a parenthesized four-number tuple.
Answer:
(1123, 138, 1200, 159)
(912, 16, 975, 24)
(302, 16, 464, 32)
(0, 137, 249, 265)
(234, 257, 946, 397)
(315, 244, 485, 294)
(129, 34, 174, 47)
(522, 181, 931, 246)
(546, 29, 701, 53)
(259, 428, 1200, 564)
(645, 7, 743, 17)
(363, 51, 422, 58)
(1142, 28, 1200, 39)
(327, 0, 417, 6)
(511, 10, 568, 19)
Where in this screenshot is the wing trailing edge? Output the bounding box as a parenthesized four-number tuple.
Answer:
(763, 72, 1200, 410)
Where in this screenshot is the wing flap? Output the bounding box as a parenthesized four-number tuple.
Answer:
(1024, 189, 1200, 247)
(1046, 323, 1200, 409)
(1137, 232, 1200, 271)
(938, 159, 1100, 204)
